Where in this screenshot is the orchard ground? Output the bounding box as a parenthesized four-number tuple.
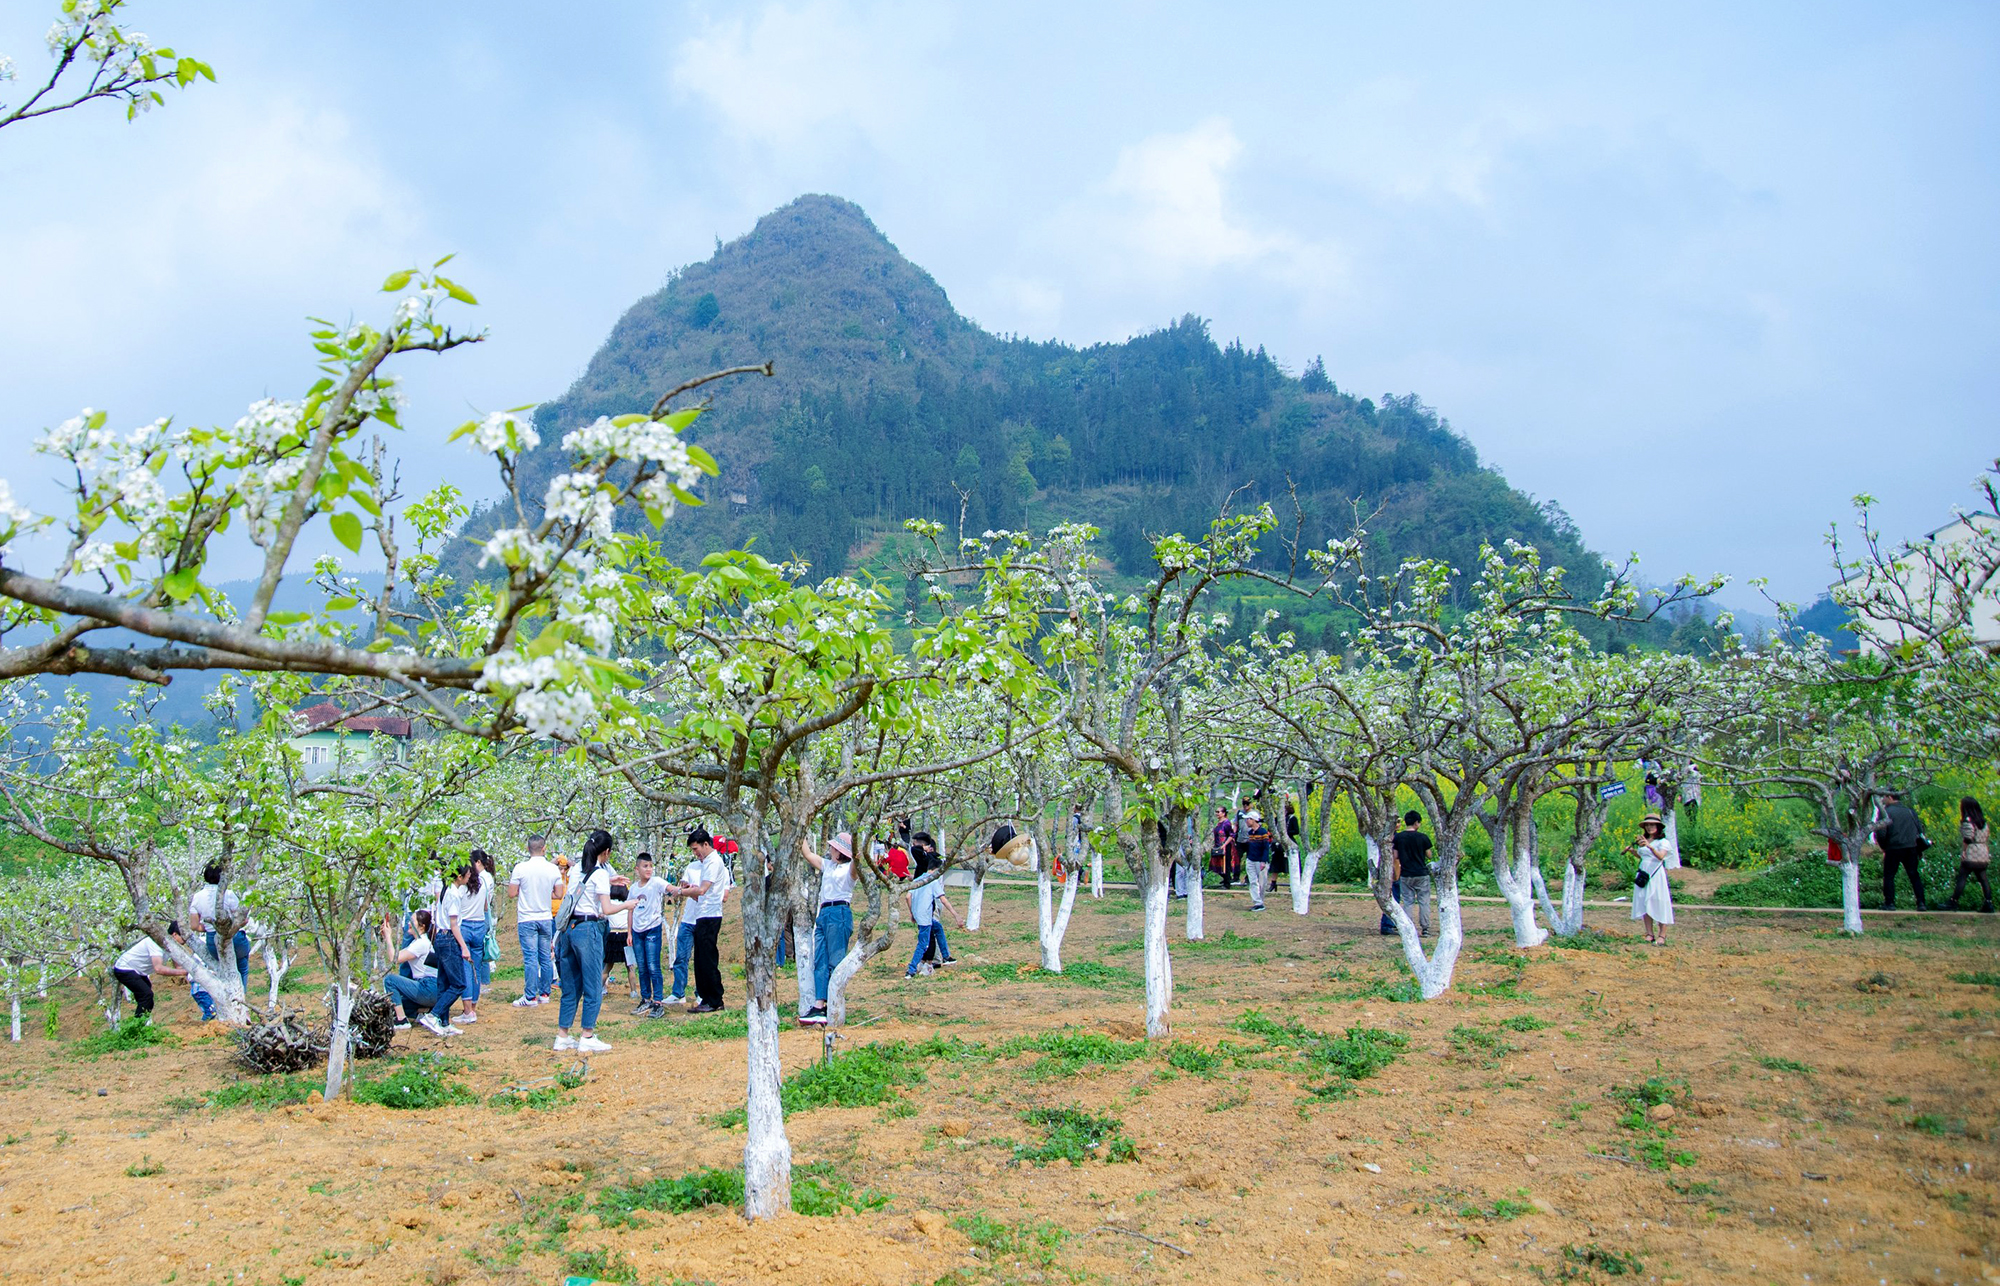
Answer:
(0, 878, 1995, 1286)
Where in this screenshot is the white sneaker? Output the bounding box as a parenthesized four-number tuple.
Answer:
(552, 1034, 577, 1051)
(393, 1021, 411, 1032)
(419, 1014, 448, 1037)
(458, 1013, 477, 1023)
(666, 994, 685, 1005)
(443, 1024, 464, 1036)
(512, 995, 537, 1007)
(578, 1035, 612, 1053)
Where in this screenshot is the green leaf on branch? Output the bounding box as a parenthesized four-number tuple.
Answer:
(161, 568, 200, 602)
(329, 512, 364, 553)
(382, 269, 414, 292)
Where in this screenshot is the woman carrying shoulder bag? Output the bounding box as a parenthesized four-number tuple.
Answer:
(1950, 796, 1994, 914)
(1629, 813, 1677, 945)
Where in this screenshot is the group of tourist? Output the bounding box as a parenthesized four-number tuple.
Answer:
(105, 791, 1997, 1029)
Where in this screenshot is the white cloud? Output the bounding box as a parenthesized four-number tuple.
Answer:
(669, 1, 950, 155)
(1099, 117, 1278, 272)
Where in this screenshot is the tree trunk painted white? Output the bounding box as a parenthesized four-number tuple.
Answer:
(1290, 848, 1321, 915)
(1143, 874, 1172, 1038)
(1493, 845, 1548, 948)
(260, 938, 293, 1012)
(35, 965, 46, 1000)
(9, 993, 19, 1043)
(1533, 862, 1587, 937)
(159, 932, 249, 1025)
(1039, 867, 1080, 973)
(1089, 848, 1103, 899)
(965, 863, 987, 931)
(322, 982, 354, 1101)
(791, 902, 817, 1016)
(1388, 874, 1464, 999)
(1184, 870, 1205, 940)
(742, 993, 793, 1219)
(1841, 858, 1864, 935)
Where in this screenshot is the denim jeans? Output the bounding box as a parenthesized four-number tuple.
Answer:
(517, 918, 555, 998)
(633, 924, 665, 1003)
(429, 938, 467, 1021)
(384, 971, 440, 1020)
(926, 921, 951, 964)
(811, 901, 853, 1005)
(907, 922, 940, 975)
(1379, 877, 1401, 934)
(191, 985, 215, 1019)
(206, 929, 251, 992)
(555, 919, 606, 1030)
(460, 920, 489, 1000)
(671, 921, 696, 999)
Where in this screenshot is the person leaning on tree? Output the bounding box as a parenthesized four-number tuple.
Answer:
(1873, 790, 1930, 912)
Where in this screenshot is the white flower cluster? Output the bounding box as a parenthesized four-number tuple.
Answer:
(544, 473, 614, 540)
(0, 54, 16, 82)
(478, 526, 555, 574)
(350, 386, 407, 419)
(467, 411, 540, 455)
(0, 479, 32, 531)
(392, 286, 448, 327)
(477, 648, 598, 741)
(562, 415, 697, 474)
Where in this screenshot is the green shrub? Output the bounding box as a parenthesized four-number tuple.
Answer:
(596, 1167, 744, 1224)
(998, 1030, 1150, 1079)
(1713, 848, 1960, 909)
(41, 999, 59, 1041)
(71, 1016, 174, 1059)
(1165, 1042, 1222, 1077)
(713, 1040, 927, 1126)
(205, 1075, 318, 1109)
(350, 1050, 477, 1110)
(1014, 1107, 1137, 1166)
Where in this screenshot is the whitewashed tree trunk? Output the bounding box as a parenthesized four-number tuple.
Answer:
(1185, 869, 1205, 940)
(743, 993, 793, 1219)
(259, 936, 294, 1011)
(1089, 847, 1103, 899)
(35, 965, 46, 1000)
(1494, 845, 1547, 948)
(1841, 858, 1864, 935)
(1039, 868, 1079, 972)
(9, 992, 19, 1043)
(322, 983, 354, 1100)
(1290, 848, 1321, 915)
(965, 862, 988, 931)
(791, 903, 817, 1016)
(1390, 874, 1464, 999)
(1533, 862, 1587, 937)
(159, 933, 248, 1025)
(1143, 873, 1172, 1038)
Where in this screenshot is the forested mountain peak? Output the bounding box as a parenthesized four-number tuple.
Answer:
(475, 195, 1610, 632)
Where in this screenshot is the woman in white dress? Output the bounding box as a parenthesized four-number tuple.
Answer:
(1630, 812, 1678, 945)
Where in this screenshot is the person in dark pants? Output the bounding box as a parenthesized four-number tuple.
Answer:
(1873, 791, 1929, 911)
(1950, 796, 1993, 913)
(111, 922, 192, 1021)
(674, 826, 731, 1013)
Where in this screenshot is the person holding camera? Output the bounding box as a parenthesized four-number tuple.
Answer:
(1630, 813, 1677, 945)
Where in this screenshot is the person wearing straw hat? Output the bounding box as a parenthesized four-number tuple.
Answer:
(990, 823, 1033, 868)
(798, 831, 857, 1026)
(1630, 813, 1678, 945)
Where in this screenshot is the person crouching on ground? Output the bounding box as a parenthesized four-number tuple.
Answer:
(381, 910, 448, 1032)
(798, 831, 856, 1025)
(112, 922, 193, 1024)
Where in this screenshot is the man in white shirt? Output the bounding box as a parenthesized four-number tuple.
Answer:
(507, 836, 561, 1006)
(672, 827, 731, 1013)
(188, 861, 251, 997)
(627, 853, 673, 1017)
(111, 922, 192, 1023)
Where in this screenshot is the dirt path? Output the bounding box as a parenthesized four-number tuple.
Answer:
(0, 885, 1994, 1285)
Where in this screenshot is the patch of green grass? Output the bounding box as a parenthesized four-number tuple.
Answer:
(1949, 970, 2000, 988)
(1232, 1011, 1408, 1101)
(563, 1246, 638, 1283)
(998, 1029, 1150, 1080)
(793, 1162, 892, 1215)
(1326, 966, 1423, 1003)
(71, 1016, 175, 1059)
(1013, 1107, 1137, 1166)
(1610, 1077, 1697, 1171)
(951, 1212, 1069, 1273)
(1459, 1191, 1535, 1220)
(967, 962, 1027, 984)
(1546, 929, 1627, 954)
(488, 1084, 571, 1112)
(1911, 1113, 1968, 1137)
(125, 1156, 165, 1177)
(1017, 960, 1140, 990)
(350, 1050, 477, 1110)
(617, 1008, 749, 1042)
(597, 1167, 744, 1224)
(714, 1041, 927, 1126)
(1562, 1243, 1644, 1277)
(1448, 1023, 1514, 1065)
(1165, 1042, 1222, 1077)
(1756, 1055, 1813, 1075)
(912, 1033, 992, 1062)
(203, 1076, 319, 1110)
(1499, 1014, 1549, 1032)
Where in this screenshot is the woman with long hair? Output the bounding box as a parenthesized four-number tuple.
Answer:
(1629, 813, 1678, 945)
(1950, 796, 1993, 913)
(553, 829, 640, 1052)
(420, 861, 473, 1036)
(453, 853, 494, 1024)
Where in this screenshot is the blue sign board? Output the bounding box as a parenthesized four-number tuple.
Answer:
(1598, 782, 1628, 801)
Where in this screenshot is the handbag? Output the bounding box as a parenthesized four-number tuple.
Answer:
(483, 925, 501, 963)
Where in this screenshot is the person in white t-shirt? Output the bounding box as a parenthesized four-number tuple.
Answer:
(111, 922, 192, 1022)
(798, 832, 856, 1025)
(507, 837, 561, 1006)
(553, 829, 642, 1053)
(672, 827, 732, 1013)
(188, 861, 251, 996)
(440, 859, 494, 1027)
(626, 854, 673, 1017)
(905, 869, 963, 978)
(380, 909, 450, 1032)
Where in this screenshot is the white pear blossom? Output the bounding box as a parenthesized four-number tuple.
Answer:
(0, 480, 32, 530)
(544, 473, 614, 539)
(468, 411, 540, 455)
(479, 526, 555, 573)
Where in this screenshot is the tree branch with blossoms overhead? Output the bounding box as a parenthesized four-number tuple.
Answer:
(0, 0, 212, 133)
(0, 259, 771, 741)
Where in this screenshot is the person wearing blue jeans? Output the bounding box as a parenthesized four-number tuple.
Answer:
(799, 831, 857, 1025)
(627, 854, 671, 1015)
(507, 838, 562, 1005)
(670, 918, 696, 1003)
(553, 829, 642, 1052)
(205, 929, 252, 993)
(379, 911, 447, 1029)
(905, 874, 963, 977)
(518, 918, 555, 1000)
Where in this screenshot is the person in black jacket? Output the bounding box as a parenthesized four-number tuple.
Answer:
(1873, 792, 1929, 911)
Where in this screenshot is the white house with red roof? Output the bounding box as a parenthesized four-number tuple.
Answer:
(288, 700, 414, 778)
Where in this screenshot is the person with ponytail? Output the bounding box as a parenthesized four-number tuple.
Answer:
(1951, 796, 1993, 913)
(380, 909, 444, 1032)
(552, 829, 641, 1052)
(450, 853, 495, 1025)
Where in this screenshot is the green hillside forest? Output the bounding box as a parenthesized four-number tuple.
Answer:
(455, 195, 1669, 646)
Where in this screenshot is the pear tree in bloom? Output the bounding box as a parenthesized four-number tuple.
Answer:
(599, 545, 1044, 1219)
(0, 0, 212, 134)
(0, 861, 125, 1039)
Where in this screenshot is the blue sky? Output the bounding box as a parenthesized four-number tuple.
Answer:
(2, 1, 1995, 605)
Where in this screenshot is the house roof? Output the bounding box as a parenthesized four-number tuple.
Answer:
(292, 701, 412, 738)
